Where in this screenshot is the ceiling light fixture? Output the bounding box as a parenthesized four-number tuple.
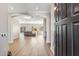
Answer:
(54, 7, 57, 10)
(24, 15, 32, 19)
(10, 7, 14, 10)
(35, 7, 39, 10)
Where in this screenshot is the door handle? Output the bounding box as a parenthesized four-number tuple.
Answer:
(1, 34, 4, 37)
(4, 34, 7, 37)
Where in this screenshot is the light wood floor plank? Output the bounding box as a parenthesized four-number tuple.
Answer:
(9, 33, 52, 56)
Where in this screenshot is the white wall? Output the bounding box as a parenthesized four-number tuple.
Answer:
(46, 14, 51, 43)
(50, 4, 55, 55)
(11, 20, 20, 40)
(8, 16, 20, 43)
(8, 15, 12, 43)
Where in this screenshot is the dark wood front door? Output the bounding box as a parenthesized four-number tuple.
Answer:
(54, 3, 79, 56)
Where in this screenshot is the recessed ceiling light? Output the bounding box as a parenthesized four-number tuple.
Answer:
(10, 7, 14, 10)
(35, 7, 39, 10)
(24, 15, 32, 19)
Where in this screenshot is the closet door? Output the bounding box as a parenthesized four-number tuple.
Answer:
(62, 25, 67, 56)
(73, 23, 79, 56)
(0, 4, 8, 56)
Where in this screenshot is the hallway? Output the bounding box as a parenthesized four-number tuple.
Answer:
(1, 3, 79, 56)
(9, 33, 52, 56)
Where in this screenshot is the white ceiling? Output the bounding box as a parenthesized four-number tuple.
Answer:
(8, 3, 51, 14)
(13, 15, 44, 24)
(8, 3, 51, 24)
(19, 20, 43, 24)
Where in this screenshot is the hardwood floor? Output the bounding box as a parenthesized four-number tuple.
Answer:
(9, 33, 52, 56)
